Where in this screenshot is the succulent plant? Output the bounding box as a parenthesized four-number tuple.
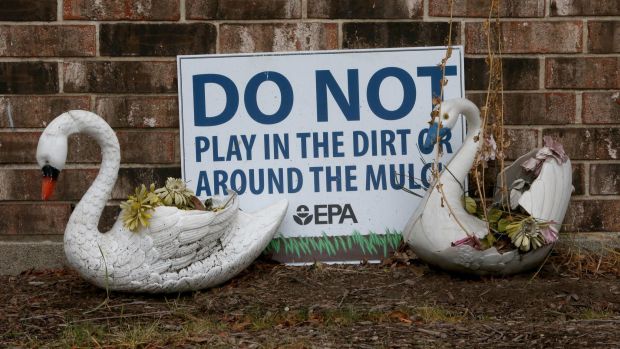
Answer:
(155, 177, 195, 209)
(506, 217, 546, 252)
(120, 183, 161, 232)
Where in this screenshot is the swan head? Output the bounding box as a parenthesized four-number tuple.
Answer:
(435, 98, 469, 130)
(36, 117, 71, 200)
(422, 98, 477, 151)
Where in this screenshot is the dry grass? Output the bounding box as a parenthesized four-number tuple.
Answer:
(548, 238, 620, 278)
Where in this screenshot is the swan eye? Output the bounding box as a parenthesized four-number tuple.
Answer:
(442, 113, 449, 120)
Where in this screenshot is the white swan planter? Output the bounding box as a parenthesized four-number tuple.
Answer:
(36, 110, 288, 293)
(403, 98, 572, 275)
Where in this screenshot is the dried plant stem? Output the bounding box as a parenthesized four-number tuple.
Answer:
(431, 0, 471, 237)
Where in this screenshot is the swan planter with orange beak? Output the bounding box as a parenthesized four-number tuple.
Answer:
(404, 98, 573, 275)
(37, 110, 288, 293)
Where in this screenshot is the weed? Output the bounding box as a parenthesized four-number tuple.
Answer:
(416, 305, 464, 323)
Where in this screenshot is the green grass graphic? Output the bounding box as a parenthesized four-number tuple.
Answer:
(264, 230, 403, 258)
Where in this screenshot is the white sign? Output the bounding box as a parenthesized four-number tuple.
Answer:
(178, 47, 464, 261)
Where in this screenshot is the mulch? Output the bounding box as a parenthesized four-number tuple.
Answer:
(1, 256, 619, 348)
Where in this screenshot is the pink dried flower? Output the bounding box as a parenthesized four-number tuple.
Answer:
(543, 136, 569, 163)
(480, 134, 497, 162)
(452, 235, 482, 250)
(521, 137, 569, 175)
(540, 225, 559, 244)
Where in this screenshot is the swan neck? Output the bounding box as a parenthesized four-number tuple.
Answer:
(64, 112, 120, 233)
(442, 102, 482, 187)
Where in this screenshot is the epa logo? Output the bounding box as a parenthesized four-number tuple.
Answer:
(293, 205, 313, 225)
(293, 204, 358, 225)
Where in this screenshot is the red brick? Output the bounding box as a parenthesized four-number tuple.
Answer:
(187, 0, 301, 19)
(0, 62, 58, 94)
(63, 0, 180, 20)
(174, 132, 181, 163)
(588, 21, 620, 53)
(546, 58, 620, 89)
(0, 169, 97, 201)
(467, 93, 576, 125)
(551, 0, 620, 16)
(465, 58, 539, 91)
(111, 167, 182, 199)
(0, 25, 95, 57)
(0, 96, 90, 128)
(582, 92, 620, 124)
(99, 24, 216, 57)
(590, 164, 620, 195)
(543, 128, 619, 160)
(471, 163, 583, 198)
(343, 22, 460, 49)
(564, 200, 620, 232)
(220, 23, 338, 53)
(308, 0, 422, 19)
(0, 204, 70, 235)
(95, 96, 178, 128)
(0, 131, 179, 164)
(572, 163, 585, 196)
(0, 0, 57, 21)
(505, 128, 538, 160)
(0, 132, 40, 163)
(430, 0, 544, 17)
(68, 131, 179, 164)
(0, 167, 181, 201)
(465, 21, 582, 54)
(63, 61, 177, 93)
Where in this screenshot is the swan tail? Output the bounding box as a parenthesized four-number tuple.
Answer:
(174, 199, 289, 291)
(518, 158, 572, 231)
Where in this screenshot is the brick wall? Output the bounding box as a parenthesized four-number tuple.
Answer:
(0, 0, 618, 271)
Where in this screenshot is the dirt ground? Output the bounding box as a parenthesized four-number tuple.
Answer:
(1, 252, 619, 348)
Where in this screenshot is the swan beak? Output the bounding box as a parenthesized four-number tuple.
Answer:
(41, 165, 60, 200)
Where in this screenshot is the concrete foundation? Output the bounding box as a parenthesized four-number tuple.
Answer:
(0, 233, 617, 275)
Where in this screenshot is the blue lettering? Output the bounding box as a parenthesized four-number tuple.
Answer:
(226, 136, 241, 161)
(230, 169, 247, 194)
(366, 164, 387, 190)
(273, 134, 290, 159)
(287, 167, 303, 193)
(345, 165, 357, 191)
(249, 169, 264, 194)
(353, 131, 368, 156)
(333, 131, 345, 157)
(195, 136, 209, 162)
(212, 136, 225, 162)
(267, 168, 284, 193)
(367, 67, 416, 121)
(417, 65, 457, 107)
(213, 170, 229, 195)
(240, 135, 256, 160)
(325, 166, 342, 192)
(309, 166, 323, 192)
(316, 69, 360, 122)
(196, 171, 212, 196)
(193, 74, 239, 126)
(244, 71, 293, 125)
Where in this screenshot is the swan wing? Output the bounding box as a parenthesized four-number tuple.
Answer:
(137, 199, 288, 293)
(493, 148, 538, 205)
(103, 196, 288, 292)
(518, 158, 572, 230)
(145, 195, 240, 273)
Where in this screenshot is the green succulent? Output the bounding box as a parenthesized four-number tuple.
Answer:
(120, 183, 161, 232)
(505, 217, 546, 252)
(155, 177, 196, 209)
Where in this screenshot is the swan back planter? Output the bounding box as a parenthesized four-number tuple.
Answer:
(403, 98, 573, 276)
(37, 110, 288, 293)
